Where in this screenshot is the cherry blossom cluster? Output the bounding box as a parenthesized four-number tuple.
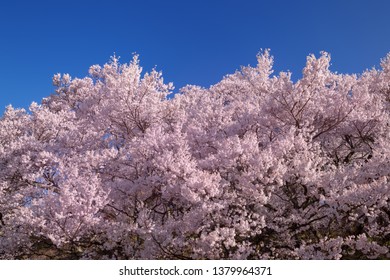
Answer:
(1, 51, 389, 259)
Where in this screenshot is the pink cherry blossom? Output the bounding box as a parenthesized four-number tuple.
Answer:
(1, 51, 389, 259)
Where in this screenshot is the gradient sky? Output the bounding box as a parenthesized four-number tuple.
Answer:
(1, 0, 390, 112)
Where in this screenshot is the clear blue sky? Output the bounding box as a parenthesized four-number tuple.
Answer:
(1, 0, 389, 112)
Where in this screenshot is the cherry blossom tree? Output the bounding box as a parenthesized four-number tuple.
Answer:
(0, 51, 389, 259)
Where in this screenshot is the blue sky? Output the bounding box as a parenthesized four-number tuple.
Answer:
(0, 0, 389, 112)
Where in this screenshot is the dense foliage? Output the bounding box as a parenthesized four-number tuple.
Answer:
(1, 51, 390, 259)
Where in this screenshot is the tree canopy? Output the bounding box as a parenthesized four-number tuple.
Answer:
(1, 51, 390, 259)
